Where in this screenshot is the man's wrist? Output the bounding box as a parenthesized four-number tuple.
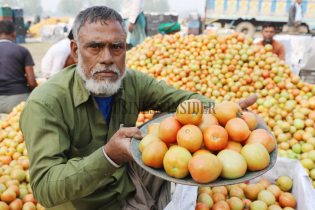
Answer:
(103, 145, 121, 168)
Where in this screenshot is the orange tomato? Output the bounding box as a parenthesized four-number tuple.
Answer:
(279, 193, 296, 208)
(176, 99, 204, 125)
(193, 149, 212, 157)
(223, 140, 243, 153)
(225, 118, 250, 142)
(197, 114, 219, 133)
(147, 123, 160, 135)
(188, 154, 222, 183)
(212, 102, 242, 126)
(212, 201, 230, 210)
(212, 193, 226, 203)
(177, 125, 203, 153)
(241, 112, 258, 131)
(245, 129, 276, 153)
(159, 117, 182, 143)
(203, 125, 228, 151)
(142, 140, 168, 168)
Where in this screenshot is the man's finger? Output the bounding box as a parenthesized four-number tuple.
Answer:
(237, 94, 258, 109)
(120, 127, 146, 139)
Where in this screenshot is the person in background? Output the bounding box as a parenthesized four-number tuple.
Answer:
(24, 21, 32, 34)
(120, 0, 146, 48)
(0, 20, 37, 113)
(288, 0, 303, 33)
(41, 30, 76, 79)
(256, 22, 285, 61)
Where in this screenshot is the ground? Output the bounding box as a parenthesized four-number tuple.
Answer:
(21, 42, 54, 78)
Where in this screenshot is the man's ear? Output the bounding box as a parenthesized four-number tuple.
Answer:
(71, 40, 79, 63)
(11, 32, 16, 42)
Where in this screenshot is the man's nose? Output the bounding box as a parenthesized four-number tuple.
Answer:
(100, 47, 114, 65)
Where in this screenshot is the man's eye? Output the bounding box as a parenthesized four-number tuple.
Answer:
(90, 45, 99, 49)
(113, 45, 122, 49)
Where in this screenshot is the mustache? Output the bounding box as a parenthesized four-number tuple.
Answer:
(91, 66, 120, 76)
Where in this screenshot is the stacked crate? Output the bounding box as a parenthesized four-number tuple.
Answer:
(145, 12, 179, 37)
(187, 13, 201, 35)
(0, 6, 13, 21)
(13, 9, 25, 44)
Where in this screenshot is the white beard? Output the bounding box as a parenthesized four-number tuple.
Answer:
(77, 52, 126, 96)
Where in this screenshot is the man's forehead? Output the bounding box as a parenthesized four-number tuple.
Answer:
(79, 20, 126, 43)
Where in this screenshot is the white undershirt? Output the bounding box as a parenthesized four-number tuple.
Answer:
(119, 0, 145, 24)
(295, 3, 303, 22)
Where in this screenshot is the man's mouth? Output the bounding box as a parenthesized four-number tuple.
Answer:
(94, 70, 118, 78)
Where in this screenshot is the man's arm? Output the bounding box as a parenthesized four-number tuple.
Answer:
(20, 98, 118, 208)
(128, 0, 143, 32)
(288, 5, 296, 27)
(136, 72, 214, 112)
(278, 44, 286, 61)
(25, 66, 37, 90)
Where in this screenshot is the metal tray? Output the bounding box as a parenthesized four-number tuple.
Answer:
(130, 113, 277, 187)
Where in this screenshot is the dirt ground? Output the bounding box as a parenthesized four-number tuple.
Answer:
(20, 42, 54, 78)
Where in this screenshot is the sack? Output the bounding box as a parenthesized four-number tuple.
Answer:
(249, 157, 315, 210)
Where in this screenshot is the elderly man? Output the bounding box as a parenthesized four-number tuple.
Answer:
(20, 6, 263, 210)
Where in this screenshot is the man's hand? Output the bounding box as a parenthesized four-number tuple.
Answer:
(103, 127, 145, 165)
(294, 23, 298, 27)
(237, 94, 268, 127)
(129, 23, 134, 33)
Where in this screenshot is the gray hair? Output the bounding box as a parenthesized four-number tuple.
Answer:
(72, 6, 127, 43)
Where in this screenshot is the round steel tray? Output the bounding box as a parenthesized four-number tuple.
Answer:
(131, 113, 277, 187)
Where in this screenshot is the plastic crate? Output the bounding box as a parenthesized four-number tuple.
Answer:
(0, 16, 13, 21)
(146, 22, 161, 30)
(299, 70, 315, 84)
(15, 23, 25, 35)
(15, 35, 25, 44)
(188, 21, 200, 28)
(12, 9, 23, 18)
(146, 29, 159, 36)
(171, 14, 178, 22)
(0, 7, 12, 17)
(188, 28, 200, 35)
(188, 13, 200, 21)
(159, 13, 171, 23)
(13, 17, 23, 25)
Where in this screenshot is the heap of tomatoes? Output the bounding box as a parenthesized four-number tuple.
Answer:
(139, 99, 276, 184)
(196, 176, 296, 210)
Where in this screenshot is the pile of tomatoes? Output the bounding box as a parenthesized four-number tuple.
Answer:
(196, 176, 296, 210)
(139, 99, 276, 184)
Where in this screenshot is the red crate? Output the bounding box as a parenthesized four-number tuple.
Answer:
(0, 17, 13, 22)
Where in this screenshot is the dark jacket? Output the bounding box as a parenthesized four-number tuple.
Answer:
(288, 4, 303, 27)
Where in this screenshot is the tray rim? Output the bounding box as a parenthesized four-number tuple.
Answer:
(131, 113, 278, 187)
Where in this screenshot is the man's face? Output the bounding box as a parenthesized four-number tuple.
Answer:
(297, 0, 302, 4)
(71, 20, 127, 96)
(261, 26, 275, 42)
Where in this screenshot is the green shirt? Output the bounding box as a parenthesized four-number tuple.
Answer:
(20, 65, 214, 210)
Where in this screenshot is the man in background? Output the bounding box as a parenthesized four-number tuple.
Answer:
(256, 22, 285, 61)
(24, 21, 32, 35)
(41, 30, 76, 79)
(0, 20, 37, 113)
(288, 0, 303, 33)
(120, 0, 146, 48)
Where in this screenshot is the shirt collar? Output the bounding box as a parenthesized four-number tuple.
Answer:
(0, 39, 12, 43)
(72, 65, 126, 108)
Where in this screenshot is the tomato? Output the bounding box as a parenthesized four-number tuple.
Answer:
(22, 202, 36, 210)
(229, 187, 244, 199)
(147, 123, 160, 135)
(1, 190, 16, 203)
(266, 185, 282, 200)
(212, 201, 230, 210)
(198, 187, 213, 196)
(228, 197, 244, 210)
(258, 180, 270, 189)
(212, 193, 226, 203)
(245, 129, 275, 153)
(197, 193, 214, 209)
(241, 143, 270, 171)
(203, 125, 228, 151)
(225, 118, 250, 142)
(22, 194, 37, 205)
(177, 125, 203, 153)
(217, 149, 247, 179)
(193, 149, 212, 157)
(242, 199, 251, 210)
(250, 200, 267, 210)
(9, 199, 22, 210)
(257, 190, 276, 206)
(163, 146, 192, 178)
(244, 184, 262, 200)
(0, 201, 9, 210)
(241, 112, 258, 131)
(139, 134, 161, 152)
(188, 154, 222, 183)
(195, 202, 210, 210)
(7, 185, 19, 197)
(176, 99, 204, 125)
(279, 193, 296, 208)
(212, 187, 228, 197)
(197, 114, 219, 133)
(212, 102, 242, 126)
(276, 176, 293, 192)
(142, 140, 168, 168)
(159, 117, 182, 143)
(223, 141, 242, 153)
